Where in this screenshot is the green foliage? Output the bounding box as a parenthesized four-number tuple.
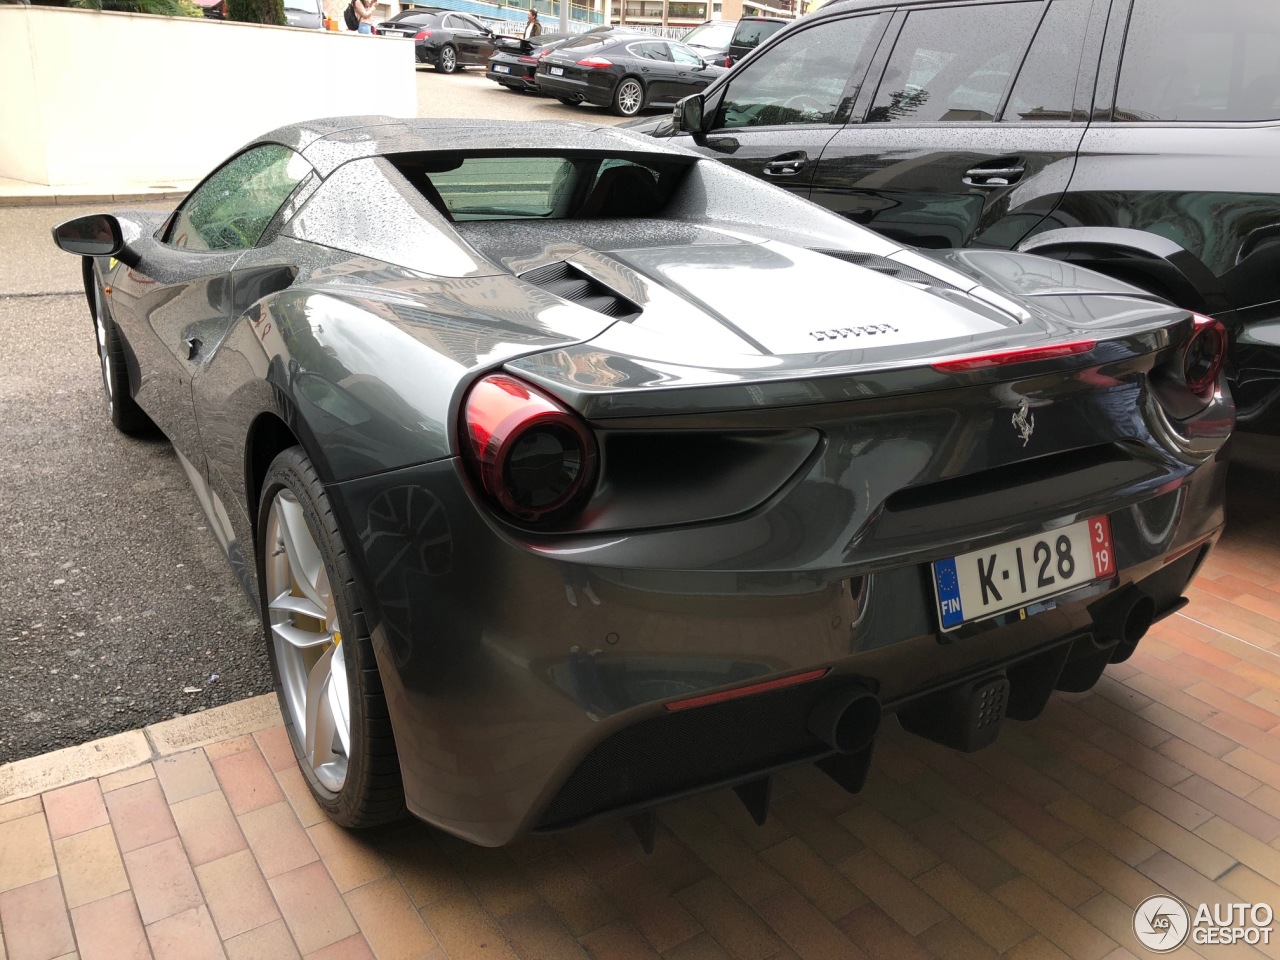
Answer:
(226, 0, 285, 25)
(71, 0, 201, 16)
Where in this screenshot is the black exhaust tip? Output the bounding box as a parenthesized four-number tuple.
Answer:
(807, 687, 881, 755)
(1084, 587, 1155, 669)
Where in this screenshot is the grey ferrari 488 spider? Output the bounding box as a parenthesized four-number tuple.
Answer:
(53, 117, 1231, 847)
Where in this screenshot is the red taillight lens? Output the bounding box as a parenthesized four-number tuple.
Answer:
(724, 56, 731, 67)
(931, 340, 1096, 373)
(1183, 314, 1227, 397)
(414, 29, 429, 39)
(518, 55, 538, 64)
(577, 56, 614, 68)
(462, 374, 598, 523)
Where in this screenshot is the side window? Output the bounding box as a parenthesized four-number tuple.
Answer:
(670, 42, 703, 66)
(166, 145, 310, 252)
(632, 42, 672, 62)
(1001, 0, 1090, 121)
(867, 2, 1043, 123)
(1115, 0, 1280, 122)
(715, 14, 884, 129)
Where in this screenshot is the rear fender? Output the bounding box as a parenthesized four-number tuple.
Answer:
(1017, 227, 1236, 321)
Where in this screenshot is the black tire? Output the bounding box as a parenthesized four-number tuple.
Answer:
(90, 271, 154, 436)
(610, 76, 645, 117)
(436, 44, 458, 73)
(257, 447, 405, 828)
(557, 96, 579, 106)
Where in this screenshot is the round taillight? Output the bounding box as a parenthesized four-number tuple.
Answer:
(1183, 314, 1227, 397)
(462, 374, 597, 523)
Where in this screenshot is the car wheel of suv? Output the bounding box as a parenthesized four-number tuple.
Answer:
(258, 447, 405, 828)
(611, 77, 645, 117)
(90, 276, 154, 436)
(437, 44, 458, 72)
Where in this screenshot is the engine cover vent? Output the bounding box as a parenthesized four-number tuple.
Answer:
(519, 261, 642, 322)
(810, 250, 955, 289)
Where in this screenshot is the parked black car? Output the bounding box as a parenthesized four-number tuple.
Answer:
(376, 7, 500, 72)
(633, 0, 1280, 435)
(724, 16, 786, 66)
(538, 33, 726, 117)
(486, 32, 574, 92)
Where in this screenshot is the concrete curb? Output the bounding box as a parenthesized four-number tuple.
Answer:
(0, 694, 281, 803)
(0, 191, 189, 208)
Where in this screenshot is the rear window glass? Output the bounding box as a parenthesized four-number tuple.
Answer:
(388, 153, 693, 221)
(731, 19, 783, 52)
(868, 2, 1043, 123)
(1001, 0, 1090, 122)
(683, 21, 734, 48)
(1115, 0, 1280, 122)
(559, 35, 611, 52)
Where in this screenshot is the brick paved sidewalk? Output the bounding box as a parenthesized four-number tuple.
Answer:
(2, 466, 1279, 960)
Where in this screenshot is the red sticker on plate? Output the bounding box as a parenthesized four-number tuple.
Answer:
(1090, 516, 1115, 578)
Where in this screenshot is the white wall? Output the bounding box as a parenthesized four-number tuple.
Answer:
(0, 5, 417, 188)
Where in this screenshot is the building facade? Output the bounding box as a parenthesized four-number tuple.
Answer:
(609, 0, 796, 32)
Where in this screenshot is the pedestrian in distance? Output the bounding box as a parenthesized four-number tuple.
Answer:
(355, 0, 376, 34)
(523, 7, 542, 39)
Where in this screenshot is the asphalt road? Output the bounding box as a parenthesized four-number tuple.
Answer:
(0, 205, 267, 764)
(0, 72, 637, 764)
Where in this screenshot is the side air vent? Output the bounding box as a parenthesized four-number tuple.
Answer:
(519, 261, 642, 322)
(810, 250, 955, 289)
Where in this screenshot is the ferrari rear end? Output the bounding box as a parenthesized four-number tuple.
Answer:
(330, 239, 1231, 847)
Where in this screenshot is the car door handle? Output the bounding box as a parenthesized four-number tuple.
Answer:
(184, 336, 202, 360)
(763, 152, 807, 177)
(963, 164, 1025, 187)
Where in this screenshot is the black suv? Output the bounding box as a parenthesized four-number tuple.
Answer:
(633, 0, 1280, 435)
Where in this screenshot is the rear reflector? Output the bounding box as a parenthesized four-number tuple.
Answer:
(664, 668, 829, 712)
(932, 340, 1095, 373)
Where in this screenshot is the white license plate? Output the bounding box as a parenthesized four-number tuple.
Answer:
(550, 66, 564, 75)
(494, 65, 510, 73)
(933, 516, 1115, 631)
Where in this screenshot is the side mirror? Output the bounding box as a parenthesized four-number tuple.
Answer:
(52, 214, 125, 258)
(673, 94, 705, 135)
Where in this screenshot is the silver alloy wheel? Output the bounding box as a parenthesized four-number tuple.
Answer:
(265, 489, 351, 792)
(441, 45, 457, 71)
(92, 283, 114, 407)
(617, 79, 643, 116)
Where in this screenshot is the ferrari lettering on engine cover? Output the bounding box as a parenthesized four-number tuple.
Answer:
(809, 324, 900, 342)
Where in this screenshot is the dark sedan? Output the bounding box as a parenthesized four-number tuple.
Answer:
(52, 118, 1229, 848)
(376, 8, 499, 72)
(485, 32, 573, 92)
(537, 33, 726, 116)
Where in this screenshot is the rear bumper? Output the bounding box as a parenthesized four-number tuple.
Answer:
(535, 71, 613, 106)
(328, 439, 1228, 846)
(486, 66, 536, 89)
